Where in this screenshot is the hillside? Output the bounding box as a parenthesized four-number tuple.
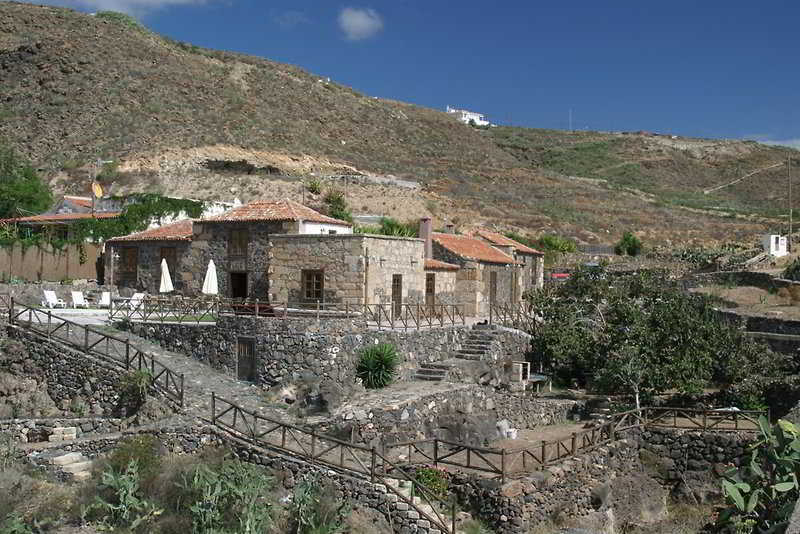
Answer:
(1, 2, 797, 245)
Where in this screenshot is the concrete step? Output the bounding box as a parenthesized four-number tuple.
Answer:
(50, 452, 84, 466)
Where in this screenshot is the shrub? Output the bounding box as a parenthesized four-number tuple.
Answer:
(536, 234, 577, 253)
(180, 460, 273, 534)
(106, 435, 163, 488)
(291, 474, 348, 534)
(305, 179, 322, 195)
(714, 417, 800, 533)
(783, 258, 800, 281)
(356, 343, 398, 389)
(0, 145, 53, 219)
(614, 231, 643, 256)
(323, 189, 352, 223)
(117, 370, 153, 415)
(94, 11, 144, 30)
(83, 460, 162, 532)
(414, 466, 449, 500)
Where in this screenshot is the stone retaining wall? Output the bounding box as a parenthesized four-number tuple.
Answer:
(5, 326, 126, 416)
(119, 317, 529, 392)
(0, 417, 126, 443)
(682, 271, 800, 291)
(328, 385, 583, 446)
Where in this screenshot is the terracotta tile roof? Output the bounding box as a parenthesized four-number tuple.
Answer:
(424, 258, 460, 271)
(432, 233, 520, 264)
(474, 229, 543, 255)
(0, 212, 121, 224)
(203, 199, 351, 226)
(64, 196, 94, 208)
(107, 219, 194, 242)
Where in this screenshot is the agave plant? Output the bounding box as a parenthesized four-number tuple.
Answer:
(356, 343, 398, 389)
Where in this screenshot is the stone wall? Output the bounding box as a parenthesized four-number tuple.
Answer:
(0, 416, 125, 443)
(188, 220, 287, 298)
(4, 326, 126, 416)
(119, 316, 479, 389)
(106, 241, 192, 294)
(424, 267, 458, 305)
(327, 384, 583, 446)
(270, 234, 428, 307)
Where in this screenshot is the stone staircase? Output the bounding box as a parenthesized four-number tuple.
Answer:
(413, 362, 452, 382)
(454, 324, 497, 361)
(49, 451, 93, 482)
(384, 477, 468, 534)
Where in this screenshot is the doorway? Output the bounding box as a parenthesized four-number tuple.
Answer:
(230, 272, 248, 299)
(425, 273, 436, 312)
(392, 274, 403, 317)
(237, 337, 257, 382)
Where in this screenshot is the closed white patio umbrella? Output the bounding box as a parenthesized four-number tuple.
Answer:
(159, 258, 174, 293)
(202, 259, 218, 295)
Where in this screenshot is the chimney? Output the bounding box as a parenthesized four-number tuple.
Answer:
(419, 217, 433, 259)
(445, 223, 455, 234)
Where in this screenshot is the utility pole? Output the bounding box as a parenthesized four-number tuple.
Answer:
(790, 157, 793, 251)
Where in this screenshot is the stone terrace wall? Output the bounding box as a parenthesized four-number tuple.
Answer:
(121, 317, 531, 388)
(682, 271, 800, 292)
(1, 417, 125, 443)
(4, 326, 127, 416)
(327, 384, 582, 446)
(451, 438, 650, 534)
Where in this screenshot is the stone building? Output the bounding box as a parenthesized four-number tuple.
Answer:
(106, 200, 352, 297)
(423, 224, 525, 317)
(105, 219, 194, 293)
(473, 229, 545, 291)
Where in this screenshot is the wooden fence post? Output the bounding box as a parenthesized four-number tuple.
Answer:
(125, 338, 131, 369)
(370, 447, 376, 483)
(311, 430, 317, 457)
(255, 299, 259, 317)
(47, 310, 51, 339)
(84, 328, 89, 353)
(571, 433, 577, 455)
(541, 440, 547, 465)
(433, 439, 439, 468)
(501, 448, 506, 484)
(211, 391, 216, 422)
(8, 297, 13, 323)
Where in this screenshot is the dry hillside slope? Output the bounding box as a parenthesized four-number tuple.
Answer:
(1, 2, 796, 244)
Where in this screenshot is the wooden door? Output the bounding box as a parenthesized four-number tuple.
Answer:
(425, 273, 436, 312)
(392, 274, 403, 317)
(237, 337, 256, 382)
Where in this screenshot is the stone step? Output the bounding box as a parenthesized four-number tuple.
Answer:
(416, 368, 447, 376)
(454, 354, 482, 361)
(50, 452, 84, 466)
(62, 460, 93, 474)
(419, 363, 452, 370)
(456, 348, 487, 355)
(414, 374, 445, 382)
(461, 341, 492, 349)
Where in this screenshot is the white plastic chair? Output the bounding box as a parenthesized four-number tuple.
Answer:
(41, 290, 66, 309)
(71, 291, 90, 309)
(98, 291, 111, 309)
(126, 292, 146, 310)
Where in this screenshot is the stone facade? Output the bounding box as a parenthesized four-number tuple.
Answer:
(423, 265, 458, 306)
(432, 240, 523, 316)
(270, 234, 428, 306)
(189, 220, 287, 298)
(106, 240, 192, 294)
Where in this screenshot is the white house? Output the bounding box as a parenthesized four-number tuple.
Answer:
(762, 234, 788, 257)
(446, 106, 491, 126)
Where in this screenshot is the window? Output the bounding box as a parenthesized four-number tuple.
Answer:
(160, 247, 177, 274)
(301, 269, 324, 302)
(229, 228, 249, 258)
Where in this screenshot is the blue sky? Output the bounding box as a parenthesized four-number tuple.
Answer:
(19, 0, 800, 147)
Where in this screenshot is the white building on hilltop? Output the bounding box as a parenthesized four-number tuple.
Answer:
(446, 106, 491, 126)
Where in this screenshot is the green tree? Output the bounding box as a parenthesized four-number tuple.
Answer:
(0, 145, 53, 219)
(614, 231, 643, 256)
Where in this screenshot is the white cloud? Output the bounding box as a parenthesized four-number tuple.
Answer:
(338, 7, 383, 41)
(274, 10, 310, 29)
(16, 0, 210, 16)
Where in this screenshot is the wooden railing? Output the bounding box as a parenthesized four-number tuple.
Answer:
(488, 302, 537, 331)
(210, 394, 456, 533)
(0, 294, 10, 311)
(645, 406, 763, 432)
(109, 296, 466, 330)
(384, 407, 761, 482)
(9, 299, 184, 407)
